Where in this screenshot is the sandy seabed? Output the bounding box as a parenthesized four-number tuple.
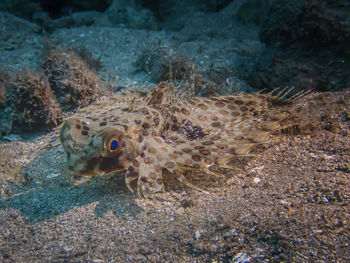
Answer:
(0, 89, 349, 262)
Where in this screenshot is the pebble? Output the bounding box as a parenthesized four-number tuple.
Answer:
(280, 200, 290, 207)
(232, 253, 251, 263)
(253, 177, 261, 184)
(61, 246, 73, 254)
(46, 173, 60, 179)
(194, 230, 201, 240)
(175, 207, 185, 216)
(313, 229, 323, 234)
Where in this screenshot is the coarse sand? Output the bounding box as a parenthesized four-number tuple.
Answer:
(0, 89, 349, 262)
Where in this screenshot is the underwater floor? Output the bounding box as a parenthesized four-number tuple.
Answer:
(0, 1, 349, 262)
(1, 89, 349, 262)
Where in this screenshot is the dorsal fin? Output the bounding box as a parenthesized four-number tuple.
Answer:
(145, 82, 173, 105)
(145, 81, 191, 106)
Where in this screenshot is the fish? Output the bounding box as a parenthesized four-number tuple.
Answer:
(60, 82, 304, 198)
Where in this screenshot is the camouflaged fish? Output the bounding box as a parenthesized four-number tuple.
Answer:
(60, 82, 302, 198)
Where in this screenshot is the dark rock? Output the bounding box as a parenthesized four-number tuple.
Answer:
(249, 49, 350, 92)
(0, 72, 63, 135)
(50, 11, 103, 30)
(73, 47, 102, 72)
(39, 0, 110, 19)
(42, 47, 106, 111)
(250, 0, 350, 92)
(260, 0, 350, 55)
(0, 0, 43, 21)
(135, 44, 216, 96)
(0, 11, 41, 40)
(0, 71, 10, 103)
(101, 0, 157, 29)
(136, 45, 191, 83)
(0, 0, 109, 28)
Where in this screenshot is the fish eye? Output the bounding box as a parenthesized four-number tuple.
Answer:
(106, 136, 120, 152)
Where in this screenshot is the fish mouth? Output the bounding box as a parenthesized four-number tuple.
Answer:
(69, 156, 125, 177)
(98, 156, 125, 174)
(72, 167, 125, 177)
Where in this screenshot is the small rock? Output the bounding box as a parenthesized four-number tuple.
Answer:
(313, 229, 323, 234)
(226, 177, 237, 185)
(232, 253, 251, 263)
(128, 255, 147, 261)
(223, 229, 238, 239)
(46, 173, 60, 179)
(256, 248, 265, 254)
(280, 200, 290, 208)
(61, 246, 73, 254)
(253, 177, 261, 184)
(175, 207, 185, 216)
(180, 198, 194, 208)
(321, 197, 329, 203)
(194, 230, 201, 240)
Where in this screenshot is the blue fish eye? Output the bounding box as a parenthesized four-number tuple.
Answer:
(110, 140, 119, 150)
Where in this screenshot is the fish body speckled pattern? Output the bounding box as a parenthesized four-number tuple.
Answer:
(60, 82, 294, 198)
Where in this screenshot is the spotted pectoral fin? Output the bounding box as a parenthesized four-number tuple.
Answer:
(125, 165, 139, 193)
(125, 156, 165, 198)
(137, 161, 165, 198)
(131, 136, 208, 197)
